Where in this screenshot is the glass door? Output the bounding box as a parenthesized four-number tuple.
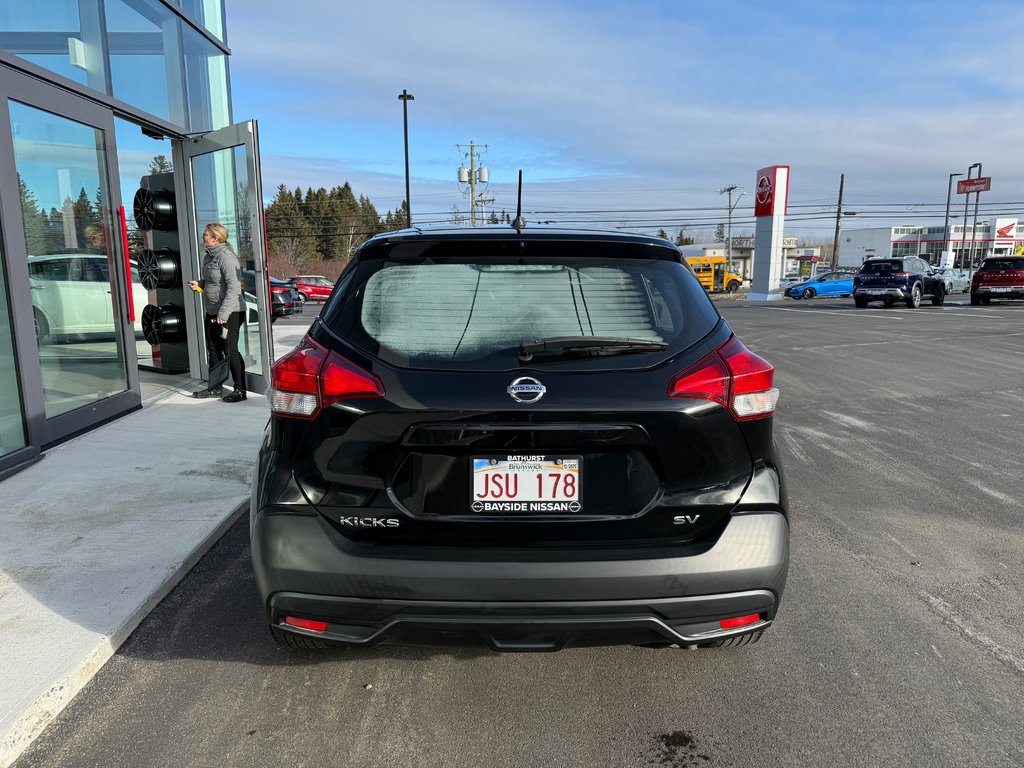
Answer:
(0, 66, 138, 450)
(179, 120, 271, 393)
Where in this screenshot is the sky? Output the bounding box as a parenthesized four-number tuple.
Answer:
(226, 0, 1024, 240)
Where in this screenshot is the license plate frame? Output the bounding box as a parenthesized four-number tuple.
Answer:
(470, 455, 581, 513)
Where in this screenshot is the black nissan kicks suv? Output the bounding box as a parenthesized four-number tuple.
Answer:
(853, 256, 945, 308)
(251, 227, 789, 652)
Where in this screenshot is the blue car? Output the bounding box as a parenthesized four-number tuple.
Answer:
(785, 271, 855, 299)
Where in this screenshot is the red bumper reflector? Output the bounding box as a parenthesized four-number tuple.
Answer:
(284, 616, 328, 632)
(719, 613, 761, 630)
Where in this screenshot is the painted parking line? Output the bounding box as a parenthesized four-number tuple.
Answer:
(760, 306, 903, 320)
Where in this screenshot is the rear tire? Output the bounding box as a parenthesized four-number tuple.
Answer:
(982, 296, 991, 305)
(297, 291, 308, 303)
(854, 297, 868, 308)
(970, 294, 981, 306)
(931, 284, 945, 306)
(906, 283, 922, 308)
(269, 625, 329, 650)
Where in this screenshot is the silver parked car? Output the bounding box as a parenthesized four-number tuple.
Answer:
(930, 267, 970, 294)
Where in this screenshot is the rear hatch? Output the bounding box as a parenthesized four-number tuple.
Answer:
(974, 257, 1024, 288)
(270, 234, 779, 549)
(855, 259, 907, 288)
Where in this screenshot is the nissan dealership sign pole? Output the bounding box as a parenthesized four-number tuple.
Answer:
(748, 165, 790, 301)
(958, 171, 989, 276)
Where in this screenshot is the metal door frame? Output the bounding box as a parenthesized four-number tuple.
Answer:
(0, 64, 139, 461)
(176, 120, 271, 393)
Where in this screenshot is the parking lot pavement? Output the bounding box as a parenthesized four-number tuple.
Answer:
(6, 299, 1023, 768)
(0, 314, 315, 768)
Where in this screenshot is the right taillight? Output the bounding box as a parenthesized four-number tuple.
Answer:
(269, 335, 384, 418)
(668, 336, 779, 420)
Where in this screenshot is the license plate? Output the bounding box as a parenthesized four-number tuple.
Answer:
(867, 290, 885, 295)
(990, 287, 1011, 293)
(471, 455, 581, 513)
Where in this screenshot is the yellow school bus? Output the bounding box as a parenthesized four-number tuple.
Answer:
(683, 256, 744, 293)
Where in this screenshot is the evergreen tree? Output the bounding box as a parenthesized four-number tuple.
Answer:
(149, 155, 173, 174)
(383, 200, 409, 231)
(265, 184, 316, 265)
(487, 211, 500, 225)
(304, 186, 334, 259)
(448, 206, 468, 225)
(72, 187, 99, 244)
(675, 227, 694, 246)
(17, 174, 48, 255)
(358, 195, 383, 239)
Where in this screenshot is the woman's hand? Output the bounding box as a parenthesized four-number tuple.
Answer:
(188, 280, 200, 292)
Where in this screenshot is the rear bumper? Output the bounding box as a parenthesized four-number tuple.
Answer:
(974, 285, 1024, 298)
(855, 287, 907, 299)
(251, 509, 789, 649)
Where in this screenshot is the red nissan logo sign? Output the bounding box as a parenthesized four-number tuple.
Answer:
(756, 174, 772, 205)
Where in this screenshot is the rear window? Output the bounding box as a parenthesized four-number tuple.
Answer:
(979, 258, 1024, 271)
(858, 260, 902, 274)
(324, 242, 718, 371)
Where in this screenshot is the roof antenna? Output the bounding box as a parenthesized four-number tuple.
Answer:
(511, 170, 526, 233)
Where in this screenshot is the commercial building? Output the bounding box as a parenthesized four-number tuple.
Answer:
(840, 220, 1024, 266)
(681, 238, 822, 281)
(0, 1, 270, 479)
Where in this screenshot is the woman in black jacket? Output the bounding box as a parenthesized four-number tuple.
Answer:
(188, 223, 247, 402)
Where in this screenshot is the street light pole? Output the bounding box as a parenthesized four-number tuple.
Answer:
(942, 172, 962, 266)
(397, 89, 414, 228)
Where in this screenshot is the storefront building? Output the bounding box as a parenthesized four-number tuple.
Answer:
(841, 220, 1024, 266)
(0, 1, 270, 479)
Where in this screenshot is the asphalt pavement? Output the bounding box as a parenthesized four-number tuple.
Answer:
(5, 297, 1024, 768)
(0, 313, 310, 768)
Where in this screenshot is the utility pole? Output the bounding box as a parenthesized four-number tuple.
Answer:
(831, 173, 845, 269)
(456, 141, 489, 226)
(718, 185, 741, 273)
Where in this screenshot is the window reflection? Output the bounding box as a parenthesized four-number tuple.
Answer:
(10, 100, 129, 419)
(105, 0, 182, 125)
(191, 145, 262, 380)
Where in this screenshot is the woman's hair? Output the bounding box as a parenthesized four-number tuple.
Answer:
(204, 222, 235, 252)
(84, 224, 103, 242)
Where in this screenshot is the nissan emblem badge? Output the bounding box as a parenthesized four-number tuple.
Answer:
(507, 376, 545, 404)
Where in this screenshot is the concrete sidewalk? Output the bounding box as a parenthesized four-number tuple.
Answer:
(0, 324, 306, 768)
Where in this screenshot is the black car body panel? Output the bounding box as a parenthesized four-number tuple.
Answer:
(251, 227, 789, 650)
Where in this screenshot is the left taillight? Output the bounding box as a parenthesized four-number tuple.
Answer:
(668, 336, 779, 420)
(268, 335, 384, 419)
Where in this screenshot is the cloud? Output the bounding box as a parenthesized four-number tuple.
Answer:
(227, 1, 1024, 236)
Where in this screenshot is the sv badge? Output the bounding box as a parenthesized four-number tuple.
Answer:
(673, 514, 701, 525)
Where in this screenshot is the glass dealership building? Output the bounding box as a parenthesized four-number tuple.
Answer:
(0, 1, 270, 478)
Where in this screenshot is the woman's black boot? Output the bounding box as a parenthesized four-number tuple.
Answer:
(222, 389, 247, 403)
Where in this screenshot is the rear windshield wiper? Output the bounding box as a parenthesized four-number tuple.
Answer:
(519, 336, 667, 361)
